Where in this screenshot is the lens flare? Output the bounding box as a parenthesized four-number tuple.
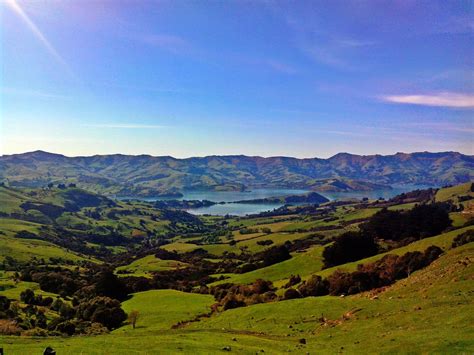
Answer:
(4, 0, 74, 77)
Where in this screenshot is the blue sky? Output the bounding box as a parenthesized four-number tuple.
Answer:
(1, 0, 472, 158)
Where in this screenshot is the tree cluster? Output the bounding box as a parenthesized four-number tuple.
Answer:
(285, 246, 443, 300)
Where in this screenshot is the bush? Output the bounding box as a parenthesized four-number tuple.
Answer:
(283, 288, 301, 300)
(283, 274, 301, 288)
(297, 275, 329, 297)
(322, 232, 378, 268)
(0, 319, 22, 335)
(423, 245, 443, 264)
(54, 320, 76, 335)
(223, 296, 246, 310)
(361, 203, 451, 241)
(239, 263, 257, 273)
(452, 230, 474, 248)
(256, 239, 273, 246)
(21, 327, 48, 337)
(94, 271, 128, 301)
(261, 245, 291, 267)
(327, 270, 379, 295)
(20, 289, 35, 304)
(325, 246, 443, 296)
(0, 296, 11, 313)
(32, 272, 80, 295)
(76, 297, 126, 330)
(251, 279, 273, 294)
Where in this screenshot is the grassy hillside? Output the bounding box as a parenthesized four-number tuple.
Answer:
(115, 255, 189, 278)
(1, 241, 472, 354)
(0, 218, 92, 263)
(0, 182, 472, 353)
(118, 290, 214, 331)
(435, 182, 473, 203)
(213, 225, 473, 287)
(2, 151, 472, 195)
(0, 185, 199, 261)
(189, 243, 474, 353)
(303, 225, 473, 281)
(0, 271, 59, 300)
(211, 244, 325, 286)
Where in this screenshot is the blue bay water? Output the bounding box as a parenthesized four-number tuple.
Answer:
(120, 185, 433, 216)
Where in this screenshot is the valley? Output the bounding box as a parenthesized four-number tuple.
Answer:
(0, 181, 472, 353)
(2, 1, 472, 353)
(1, 151, 471, 198)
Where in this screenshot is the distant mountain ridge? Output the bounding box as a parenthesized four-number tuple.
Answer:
(0, 150, 472, 197)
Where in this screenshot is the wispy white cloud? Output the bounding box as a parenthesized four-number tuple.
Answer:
(268, 5, 375, 71)
(1, 87, 70, 99)
(425, 14, 474, 35)
(312, 129, 370, 137)
(299, 44, 351, 70)
(83, 123, 168, 129)
(96, 82, 198, 95)
(138, 34, 192, 54)
(237, 57, 299, 74)
(380, 92, 474, 108)
(402, 121, 474, 134)
(263, 59, 299, 74)
(336, 39, 377, 48)
(291, 32, 377, 71)
(135, 30, 297, 75)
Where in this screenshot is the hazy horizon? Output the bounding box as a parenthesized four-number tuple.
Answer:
(1, 1, 473, 158)
(1, 148, 471, 160)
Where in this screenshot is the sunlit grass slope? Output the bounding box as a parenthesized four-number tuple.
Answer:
(0, 219, 91, 263)
(115, 255, 189, 278)
(2, 242, 472, 354)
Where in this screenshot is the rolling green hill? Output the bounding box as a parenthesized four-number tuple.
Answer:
(1, 238, 472, 354)
(0, 182, 472, 353)
(1, 150, 472, 196)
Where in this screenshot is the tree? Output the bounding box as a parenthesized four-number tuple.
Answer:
(76, 296, 126, 330)
(322, 231, 378, 268)
(20, 289, 35, 304)
(94, 271, 128, 300)
(360, 203, 451, 241)
(283, 288, 301, 300)
(297, 275, 329, 297)
(128, 310, 140, 329)
(261, 245, 291, 266)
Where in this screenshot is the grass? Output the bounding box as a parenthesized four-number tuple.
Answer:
(216, 225, 473, 289)
(3, 242, 471, 354)
(227, 215, 297, 229)
(115, 255, 189, 278)
(232, 231, 266, 241)
(387, 202, 417, 211)
(0, 187, 31, 214)
(310, 225, 473, 280)
(210, 244, 325, 286)
(238, 232, 313, 252)
(164, 231, 317, 256)
(190, 242, 474, 353)
(0, 271, 58, 301)
(337, 207, 381, 222)
(0, 183, 472, 353)
(240, 220, 296, 233)
(449, 212, 471, 227)
(0, 219, 91, 263)
(161, 241, 201, 253)
(117, 289, 214, 332)
(435, 182, 473, 203)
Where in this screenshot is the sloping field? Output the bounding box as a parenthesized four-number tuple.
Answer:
(2, 241, 472, 354)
